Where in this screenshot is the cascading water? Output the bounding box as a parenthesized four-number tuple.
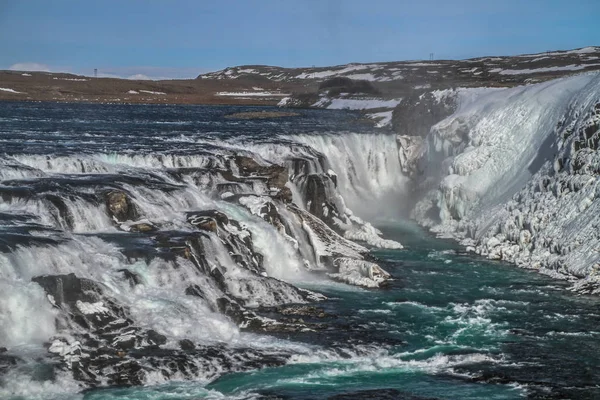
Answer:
(282, 132, 409, 219)
(2, 100, 600, 400)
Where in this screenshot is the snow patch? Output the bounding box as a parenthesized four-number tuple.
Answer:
(0, 87, 23, 94)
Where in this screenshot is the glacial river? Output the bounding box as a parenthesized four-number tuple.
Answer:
(1, 102, 599, 400)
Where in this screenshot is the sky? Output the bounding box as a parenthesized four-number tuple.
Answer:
(0, 0, 598, 80)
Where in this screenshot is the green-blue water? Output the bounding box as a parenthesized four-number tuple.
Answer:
(84, 221, 600, 400)
(2, 102, 599, 399)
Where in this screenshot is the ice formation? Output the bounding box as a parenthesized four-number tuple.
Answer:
(413, 72, 600, 292)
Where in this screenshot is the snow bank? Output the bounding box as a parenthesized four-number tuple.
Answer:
(313, 97, 401, 110)
(497, 65, 589, 75)
(367, 110, 393, 128)
(0, 88, 22, 94)
(216, 91, 288, 97)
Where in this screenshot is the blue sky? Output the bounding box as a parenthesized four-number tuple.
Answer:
(0, 0, 598, 79)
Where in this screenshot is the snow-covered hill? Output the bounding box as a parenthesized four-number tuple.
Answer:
(200, 47, 600, 85)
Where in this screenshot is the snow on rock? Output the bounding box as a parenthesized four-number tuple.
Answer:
(139, 90, 166, 95)
(295, 65, 375, 80)
(0, 88, 23, 94)
(327, 258, 391, 288)
(313, 97, 402, 110)
(367, 111, 393, 128)
(76, 300, 110, 314)
(344, 222, 403, 249)
(238, 195, 271, 218)
(216, 91, 289, 97)
(413, 72, 600, 287)
(497, 65, 591, 75)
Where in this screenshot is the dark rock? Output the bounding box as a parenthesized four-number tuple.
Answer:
(147, 330, 167, 346)
(216, 297, 247, 326)
(118, 269, 141, 287)
(187, 210, 229, 227)
(233, 156, 288, 190)
(319, 77, 380, 97)
(32, 273, 102, 306)
(185, 284, 205, 298)
(179, 339, 195, 351)
(275, 185, 293, 203)
(196, 218, 218, 232)
(0, 351, 19, 375)
(129, 222, 157, 233)
(277, 305, 328, 318)
(105, 190, 138, 222)
(44, 194, 74, 229)
(391, 90, 457, 138)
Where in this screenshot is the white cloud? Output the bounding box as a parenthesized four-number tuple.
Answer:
(8, 62, 51, 72)
(96, 66, 210, 80)
(5, 63, 212, 80)
(126, 74, 153, 80)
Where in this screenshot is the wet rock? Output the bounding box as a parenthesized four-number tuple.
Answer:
(217, 297, 250, 326)
(179, 339, 195, 351)
(184, 284, 205, 299)
(129, 222, 157, 233)
(234, 156, 288, 190)
(147, 330, 167, 346)
(0, 350, 19, 375)
(118, 269, 142, 287)
(196, 218, 217, 232)
(44, 194, 74, 229)
(274, 185, 293, 203)
(276, 305, 328, 318)
(32, 273, 103, 306)
(188, 210, 266, 276)
(105, 190, 138, 222)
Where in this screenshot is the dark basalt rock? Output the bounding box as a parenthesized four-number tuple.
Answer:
(187, 210, 265, 276)
(32, 273, 103, 306)
(0, 350, 19, 375)
(105, 190, 138, 222)
(118, 269, 142, 287)
(179, 339, 195, 351)
(233, 155, 288, 190)
(185, 284, 205, 298)
(292, 173, 343, 231)
(277, 305, 328, 318)
(44, 194, 75, 229)
(29, 272, 296, 388)
(129, 222, 157, 233)
(147, 330, 167, 346)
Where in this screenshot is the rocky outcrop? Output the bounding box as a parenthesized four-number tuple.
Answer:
(105, 190, 138, 222)
(392, 90, 457, 139)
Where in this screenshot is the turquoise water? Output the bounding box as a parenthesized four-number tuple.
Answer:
(2, 102, 599, 399)
(83, 221, 600, 400)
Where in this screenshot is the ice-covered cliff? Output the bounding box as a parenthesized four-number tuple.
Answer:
(412, 72, 600, 292)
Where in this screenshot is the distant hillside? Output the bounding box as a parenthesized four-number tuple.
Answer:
(1, 46, 599, 117)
